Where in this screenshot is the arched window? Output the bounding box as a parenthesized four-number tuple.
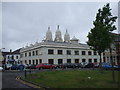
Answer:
(11, 55, 14, 59)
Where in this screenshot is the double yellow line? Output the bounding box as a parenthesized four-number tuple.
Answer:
(16, 76, 45, 90)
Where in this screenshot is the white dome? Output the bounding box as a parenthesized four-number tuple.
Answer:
(70, 36, 79, 44)
(64, 30, 70, 42)
(45, 27, 53, 41)
(54, 25, 63, 42)
(71, 36, 79, 41)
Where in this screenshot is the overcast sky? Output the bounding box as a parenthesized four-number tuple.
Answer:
(1, 2, 118, 51)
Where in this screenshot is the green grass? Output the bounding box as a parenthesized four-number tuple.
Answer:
(25, 70, 119, 88)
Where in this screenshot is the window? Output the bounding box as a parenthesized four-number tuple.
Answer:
(94, 51, 97, 55)
(82, 59, 86, 62)
(67, 50, 71, 55)
(58, 59, 63, 64)
(39, 59, 42, 64)
(25, 60, 27, 64)
(16, 56, 18, 59)
(29, 52, 31, 56)
(94, 59, 97, 62)
(7, 56, 10, 59)
(32, 60, 35, 65)
(48, 59, 54, 64)
(103, 57, 106, 62)
(88, 51, 92, 55)
(36, 59, 38, 65)
(29, 60, 31, 64)
(88, 59, 92, 62)
(25, 53, 27, 57)
(32, 51, 35, 56)
(82, 51, 86, 55)
(74, 51, 79, 55)
(11, 55, 14, 59)
(75, 59, 79, 63)
(67, 59, 71, 63)
(36, 50, 38, 55)
(20, 61, 22, 64)
(58, 50, 63, 55)
(48, 49, 54, 54)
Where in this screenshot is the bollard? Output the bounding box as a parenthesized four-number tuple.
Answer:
(25, 70, 27, 78)
(29, 67, 31, 74)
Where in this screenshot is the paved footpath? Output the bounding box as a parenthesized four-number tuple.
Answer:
(2, 71, 38, 90)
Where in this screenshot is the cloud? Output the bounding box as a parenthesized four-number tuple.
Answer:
(2, 2, 118, 51)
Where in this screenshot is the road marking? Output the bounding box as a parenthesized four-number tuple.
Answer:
(16, 76, 45, 90)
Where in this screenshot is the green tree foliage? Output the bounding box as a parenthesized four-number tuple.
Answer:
(87, 3, 117, 54)
(87, 3, 117, 72)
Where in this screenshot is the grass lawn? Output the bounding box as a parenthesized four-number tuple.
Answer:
(25, 70, 119, 88)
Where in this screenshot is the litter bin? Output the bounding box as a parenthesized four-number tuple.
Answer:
(19, 66, 24, 71)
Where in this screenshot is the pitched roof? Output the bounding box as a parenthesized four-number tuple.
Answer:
(11, 48, 21, 54)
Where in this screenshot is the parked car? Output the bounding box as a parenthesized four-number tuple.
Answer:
(25, 64, 36, 69)
(62, 63, 76, 68)
(84, 63, 94, 68)
(5, 64, 12, 70)
(11, 65, 18, 70)
(93, 62, 99, 68)
(80, 62, 88, 68)
(11, 64, 25, 70)
(101, 63, 118, 70)
(36, 63, 57, 70)
(74, 63, 82, 68)
(56, 64, 64, 68)
(18, 64, 25, 70)
(113, 65, 120, 71)
(0, 67, 3, 71)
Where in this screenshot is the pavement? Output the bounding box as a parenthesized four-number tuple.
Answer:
(2, 70, 42, 90)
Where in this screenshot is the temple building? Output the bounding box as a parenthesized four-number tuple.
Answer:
(20, 26, 100, 65)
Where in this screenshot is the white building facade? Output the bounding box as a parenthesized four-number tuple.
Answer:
(5, 49, 21, 64)
(20, 26, 100, 65)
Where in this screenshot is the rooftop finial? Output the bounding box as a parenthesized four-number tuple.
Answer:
(48, 26, 50, 30)
(57, 25, 59, 29)
(66, 29, 68, 33)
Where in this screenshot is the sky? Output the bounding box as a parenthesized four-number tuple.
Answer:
(1, 2, 118, 51)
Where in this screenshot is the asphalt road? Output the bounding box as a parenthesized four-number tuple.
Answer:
(2, 71, 33, 89)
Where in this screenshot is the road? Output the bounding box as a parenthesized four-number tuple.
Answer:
(2, 71, 33, 89)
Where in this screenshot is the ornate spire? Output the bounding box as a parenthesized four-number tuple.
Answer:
(64, 29, 70, 42)
(45, 26, 53, 41)
(54, 25, 63, 42)
(57, 25, 59, 29)
(48, 26, 50, 30)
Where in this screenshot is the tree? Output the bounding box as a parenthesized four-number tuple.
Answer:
(87, 3, 117, 72)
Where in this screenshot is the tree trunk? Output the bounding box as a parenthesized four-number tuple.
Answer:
(99, 52, 103, 73)
(110, 48, 115, 82)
